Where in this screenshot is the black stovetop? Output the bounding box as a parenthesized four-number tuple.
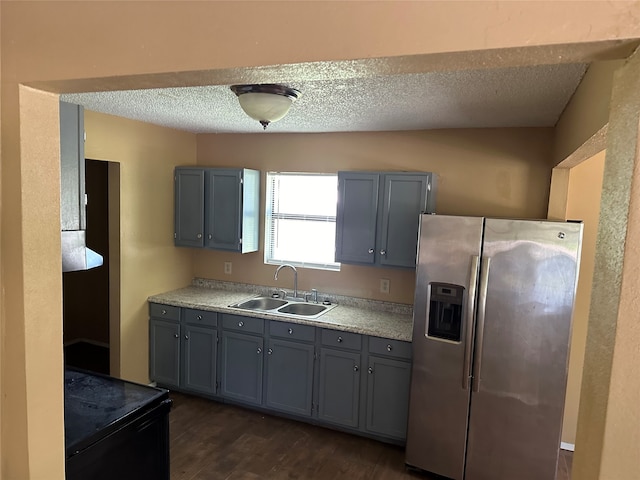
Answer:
(64, 368, 168, 457)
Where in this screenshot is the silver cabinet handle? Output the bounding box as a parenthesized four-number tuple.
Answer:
(162, 309, 167, 315)
(197, 315, 202, 320)
(238, 321, 244, 327)
(268, 348, 273, 355)
(185, 335, 189, 340)
(380, 249, 386, 255)
(353, 365, 359, 372)
(208, 234, 212, 240)
(197, 233, 202, 239)
(368, 367, 373, 374)
(288, 328, 293, 335)
(257, 347, 262, 354)
(387, 344, 393, 352)
(337, 336, 343, 343)
(173, 333, 179, 339)
(368, 248, 374, 254)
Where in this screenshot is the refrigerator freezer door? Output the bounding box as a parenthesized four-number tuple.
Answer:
(406, 215, 484, 480)
(465, 219, 582, 480)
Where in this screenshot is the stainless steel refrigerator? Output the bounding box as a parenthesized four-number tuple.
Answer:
(405, 215, 583, 480)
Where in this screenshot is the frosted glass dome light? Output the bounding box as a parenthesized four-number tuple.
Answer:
(231, 84, 301, 130)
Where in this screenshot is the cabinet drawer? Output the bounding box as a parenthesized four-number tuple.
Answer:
(368, 337, 412, 360)
(183, 308, 217, 327)
(149, 303, 180, 321)
(270, 321, 315, 342)
(321, 329, 362, 351)
(222, 314, 264, 335)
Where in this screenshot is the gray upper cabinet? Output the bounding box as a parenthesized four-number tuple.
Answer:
(175, 167, 259, 253)
(205, 168, 259, 253)
(365, 355, 412, 439)
(335, 173, 380, 265)
(60, 101, 86, 232)
(265, 338, 315, 417)
(335, 171, 436, 268)
(174, 168, 205, 247)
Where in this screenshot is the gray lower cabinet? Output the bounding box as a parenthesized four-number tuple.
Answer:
(149, 318, 181, 388)
(318, 348, 361, 428)
(149, 304, 218, 396)
(265, 338, 315, 416)
(220, 330, 264, 405)
(182, 324, 218, 395)
(149, 303, 411, 444)
(365, 355, 412, 439)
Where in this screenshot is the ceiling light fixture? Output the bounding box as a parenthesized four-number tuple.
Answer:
(230, 84, 301, 130)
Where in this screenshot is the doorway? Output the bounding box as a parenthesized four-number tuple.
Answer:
(63, 159, 120, 376)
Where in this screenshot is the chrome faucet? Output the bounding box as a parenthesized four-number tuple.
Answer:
(274, 264, 298, 299)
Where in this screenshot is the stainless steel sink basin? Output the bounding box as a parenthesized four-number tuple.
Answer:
(229, 295, 336, 319)
(277, 303, 328, 316)
(234, 297, 287, 310)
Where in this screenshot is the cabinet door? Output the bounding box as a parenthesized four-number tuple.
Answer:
(265, 339, 315, 417)
(378, 174, 429, 268)
(318, 348, 361, 428)
(365, 356, 411, 439)
(60, 101, 85, 231)
(220, 331, 264, 405)
(182, 324, 217, 396)
(175, 168, 205, 247)
(205, 169, 242, 251)
(335, 172, 379, 264)
(149, 319, 180, 388)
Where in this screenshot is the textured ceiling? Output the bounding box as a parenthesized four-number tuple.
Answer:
(61, 63, 588, 134)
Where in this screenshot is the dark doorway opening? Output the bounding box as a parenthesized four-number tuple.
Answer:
(63, 159, 117, 375)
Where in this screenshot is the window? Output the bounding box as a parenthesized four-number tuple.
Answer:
(265, 172, 339, 271)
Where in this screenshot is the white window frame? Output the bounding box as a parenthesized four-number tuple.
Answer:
(264, 172, 340, 271)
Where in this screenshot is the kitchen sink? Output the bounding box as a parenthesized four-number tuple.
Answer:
(234, 297, 288, 311)
(277, 303, 328, 316)
(229, 295, 336, 319)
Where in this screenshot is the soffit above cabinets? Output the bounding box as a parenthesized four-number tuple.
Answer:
(61, 62, 588, 134)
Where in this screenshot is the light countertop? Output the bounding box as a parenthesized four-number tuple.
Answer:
(148, 280, 413, 342)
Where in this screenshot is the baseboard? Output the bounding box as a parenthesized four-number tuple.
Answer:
(561, 442, 575, 452)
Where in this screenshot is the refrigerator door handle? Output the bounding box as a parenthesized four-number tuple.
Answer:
(472, 256, 490, 393)
(463, 255, 480, 390)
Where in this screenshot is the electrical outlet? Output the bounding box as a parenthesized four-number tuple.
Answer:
(380, 278, 390, 294)
(224, 262, 232, 275)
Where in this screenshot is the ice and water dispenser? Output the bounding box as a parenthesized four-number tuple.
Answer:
(427, 283, 464, 342)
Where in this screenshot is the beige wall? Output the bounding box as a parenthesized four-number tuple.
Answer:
(1, 87, 66, 480)
(195, 128, 553, 304)
(553, 60, 623, 164)
(2, 1, 640, 478)
(559, 151, 606, 445)
(573, 47, 640, 480)
(83, 110, 196, 383)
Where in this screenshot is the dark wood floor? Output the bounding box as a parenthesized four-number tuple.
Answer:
(169, 392, 573, 480)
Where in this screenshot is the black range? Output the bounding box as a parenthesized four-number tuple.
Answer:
(64, 368, 172, 480)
